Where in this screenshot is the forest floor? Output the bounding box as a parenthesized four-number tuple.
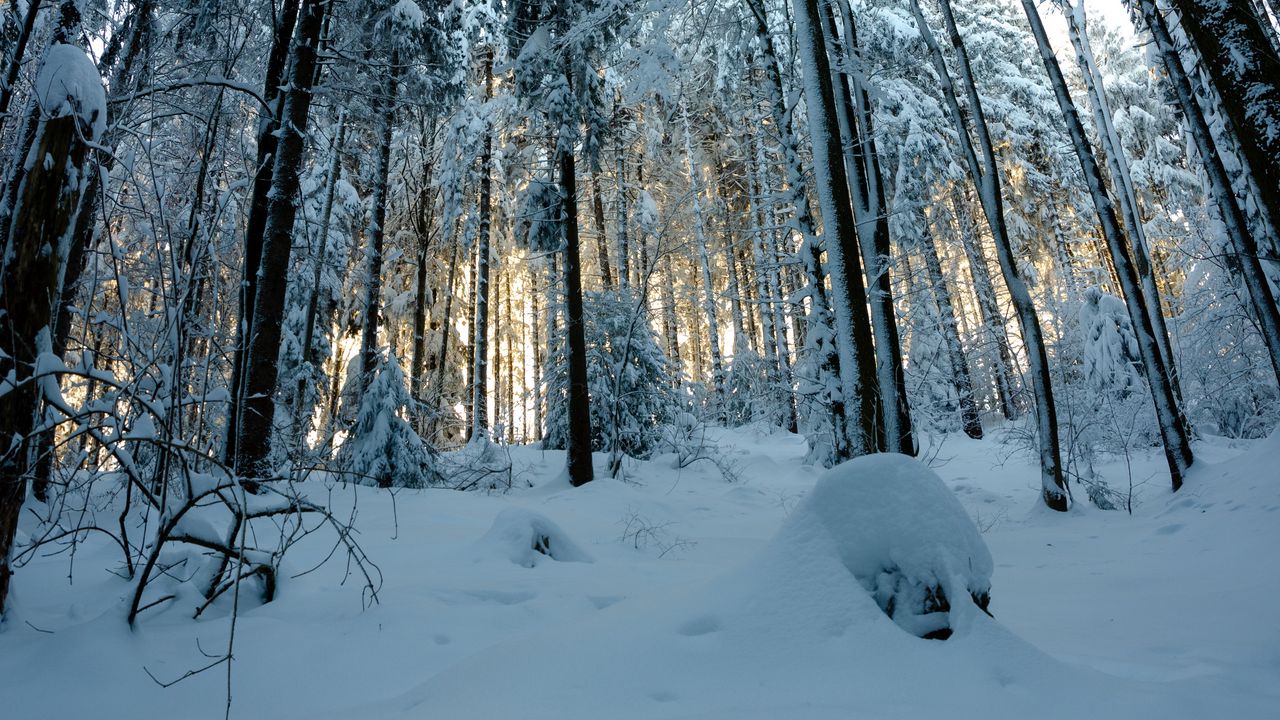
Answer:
(2, 423, 1277, 719)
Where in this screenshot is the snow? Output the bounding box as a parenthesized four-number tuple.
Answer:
(389, 0, 426, 30)
(34, 44, 106, 139)
(2, 426, 1278, 718)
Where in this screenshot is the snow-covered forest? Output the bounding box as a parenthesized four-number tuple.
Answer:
(1, 0, 1278, 716)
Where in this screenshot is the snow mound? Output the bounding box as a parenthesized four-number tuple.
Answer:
(473, 508, 592, 567)
(792, 452, 993, 638)
(34, 44, 106, 139)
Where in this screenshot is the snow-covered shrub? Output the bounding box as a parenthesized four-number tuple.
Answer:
(543, 289, 681, 459)
(335, 351, 443, 488)
(789, 453, 993, 639)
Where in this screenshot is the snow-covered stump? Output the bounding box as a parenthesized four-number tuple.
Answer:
(473, 508, 592, 568)
(792, 453, 993, 640)
(0, 44, 104, 614)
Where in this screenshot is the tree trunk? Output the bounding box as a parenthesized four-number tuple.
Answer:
(682, 106, 727, 413)
(560, 139, 594, 487)
(920, 211, 983, 439)
(1170, 0, 1280, 243)
(360, 51, 402, 383)
(829, 0, 914, 455)
(590, 170, 614, 288)
(226, 0, 302, 465)
(230, 0, 329, 482)
(746, 0, 845, 459)
(470, 50, 495, 441)
(792, 0, 882, 457)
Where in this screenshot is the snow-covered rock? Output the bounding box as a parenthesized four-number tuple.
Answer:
(791, 452, 993, 638)
(473, 508, 593, 568)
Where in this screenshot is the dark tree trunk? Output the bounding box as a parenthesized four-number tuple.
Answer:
(230, 0, 329, 482)
(360, 51, 402, 382)
(1170, 0, 1280, 241)
(912, 0, 1067, 509)
(792, 0, 882, 456)
(560, 142, 594, 487)
(590, 170, 614, 288)
(470, 51, 495, 441)
(226, 0, 302, 466)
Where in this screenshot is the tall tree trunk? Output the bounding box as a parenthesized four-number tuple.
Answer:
(470, 50, 495, 441)
(230, 0, 329, 482)
(1169, 0, 1280, 243)
(360, 51, 403, 382)
(828, 0, 913, 455)
(560, 138, 594, 487)
(682, 106, 727, 413)
(746, 0, 845, 460)
(226, 0, 302, 465)
(792, 0, 881, 456)
(1023, 0, 1194, 490)
(912, 0, 1066, 509)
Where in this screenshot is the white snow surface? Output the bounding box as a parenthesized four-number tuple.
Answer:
(34, 44, 106, 139)
(2, 424, 1277, 719)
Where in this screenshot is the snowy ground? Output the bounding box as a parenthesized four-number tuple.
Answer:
(2, 425, 1277, 719)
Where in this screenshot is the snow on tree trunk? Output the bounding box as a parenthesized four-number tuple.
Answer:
(747, 0, 845, 461)
(226, 0, 301, 467)
(361, 52, 403, 385)
(1169, 0, 1280, 247)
